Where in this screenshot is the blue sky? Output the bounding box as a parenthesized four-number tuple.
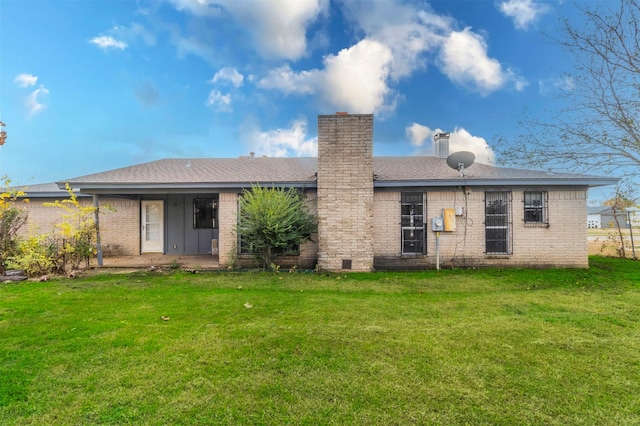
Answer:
(1, 0, 598, 191)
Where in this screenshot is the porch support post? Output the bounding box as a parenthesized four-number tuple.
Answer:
(93, 194, 103, 266)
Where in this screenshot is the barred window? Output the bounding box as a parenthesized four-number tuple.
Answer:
(485, 192, 512, 255)
(401, 192, 426, 255)
(524, 191, 548, 225)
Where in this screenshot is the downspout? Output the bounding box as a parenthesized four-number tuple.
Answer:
(93, 194, 103, 266)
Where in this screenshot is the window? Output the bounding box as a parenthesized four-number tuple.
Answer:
(485, 192, 512, 255)
(524, 191, 548, 225)
(401, 192, 426, 255)
(193, 198, 216, 229)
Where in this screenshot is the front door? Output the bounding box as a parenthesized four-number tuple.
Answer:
(141, 200, 164, 253)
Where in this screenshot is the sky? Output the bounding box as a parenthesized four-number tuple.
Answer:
(0, 0, 612, 199)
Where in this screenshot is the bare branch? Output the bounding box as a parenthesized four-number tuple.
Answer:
(497, 0, 640, 187)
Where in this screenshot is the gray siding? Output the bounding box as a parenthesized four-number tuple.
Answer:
(166, 194, 219, 255)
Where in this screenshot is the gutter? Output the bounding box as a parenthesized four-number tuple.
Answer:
(58, 176, 619, 194)
(373, 177, 619, 188)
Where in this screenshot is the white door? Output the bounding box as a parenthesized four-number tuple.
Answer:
(141, 201, 164, 253)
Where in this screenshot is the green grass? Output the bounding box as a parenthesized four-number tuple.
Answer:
(1, 257, 640, 425)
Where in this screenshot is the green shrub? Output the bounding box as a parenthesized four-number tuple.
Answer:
(0, 176, 28, 274)
(237, 186, 317, 270)
(7, 235, 54, 276)
(44, 184, 97, 271)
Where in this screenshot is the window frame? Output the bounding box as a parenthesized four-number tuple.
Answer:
(523, 190, 549, 226)
(401, 192, 426, 255)
(193, 198, 217, 229)
(485, 191, 513, 255)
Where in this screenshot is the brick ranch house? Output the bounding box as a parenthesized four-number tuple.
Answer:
(20, 113, 617, 271)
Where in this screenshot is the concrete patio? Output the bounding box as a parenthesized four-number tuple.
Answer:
(93, 254, 221, 270)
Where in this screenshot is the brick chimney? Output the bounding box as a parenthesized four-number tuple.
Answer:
(316, 113, 374, 272)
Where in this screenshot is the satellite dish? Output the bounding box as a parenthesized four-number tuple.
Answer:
(446, 151, 475, 177)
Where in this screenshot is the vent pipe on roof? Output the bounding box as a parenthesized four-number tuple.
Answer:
(434, 132, 450, 159)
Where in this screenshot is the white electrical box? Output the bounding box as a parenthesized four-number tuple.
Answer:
(455, 206, 465, 216)
(432, 217, 444, 231)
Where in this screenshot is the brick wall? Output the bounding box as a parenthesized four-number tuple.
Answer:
(298, 191, 319, 268)
(317, 113, 374, 272)
(373, 188, 589, 269)
(217, 192, 238, 267)
(217, 190, 318, 269)
(97, 198, 140, 255)
(18, 197, 140, 256)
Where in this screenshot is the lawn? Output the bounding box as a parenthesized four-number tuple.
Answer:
(1, 257, 639, 425)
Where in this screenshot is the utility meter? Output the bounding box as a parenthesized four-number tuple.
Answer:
(432, 216, 444, 231)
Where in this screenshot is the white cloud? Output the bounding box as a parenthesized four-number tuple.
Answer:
(449, 127, 495, 164)
(405, 123, 495, 164)
(438, 28, 525, 95)
(320, 39, 394, 114)
(513, 75, 529, 91)
(210, 67, 244, 88)
(498, 0, 550, 30)
(258, 39, 396, 115)
(25, 86, 50, 116)
(90, 23, 154, 54)
(258, 64, 319, 95)
(14, 73, 38, 88)
(539, 75, 575, 96)
(341, 1, 524, 96)
(258, 1, 523, 115)
(90, 35, 128, 50)
(167, 0, 328, 60)
(243, 118, 317, 157)
(405, 123, 432, 147)
(227, 0, 328, 60)
(164, 0, 224, 16)
(340, 3, 450, 80)
(206, 68, 245, 112)
(205, 90, 232, 112)
(114, 23, 157, 46)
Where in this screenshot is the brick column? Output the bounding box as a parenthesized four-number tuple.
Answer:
(317, 113, 374, 272)
(217, 192, 238, 267)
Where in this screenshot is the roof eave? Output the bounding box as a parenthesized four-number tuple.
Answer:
(59, 180, 318, 193)
(374, 177, 620, 188)
(59, 176, 619, 193)
(21, 191, 91, 198)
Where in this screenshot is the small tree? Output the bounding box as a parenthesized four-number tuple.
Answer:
(603, 190, 637, 258)
(0, 176, 28, 274)
(44, 184, 97, 271)
(237, 186, 317, 270)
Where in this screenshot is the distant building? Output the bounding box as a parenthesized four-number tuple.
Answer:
(587, 206, 632, 229)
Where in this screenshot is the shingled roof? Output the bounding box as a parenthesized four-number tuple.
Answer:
(54, 156, 617, 193)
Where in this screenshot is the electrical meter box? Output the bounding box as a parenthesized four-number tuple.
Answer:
(432, 216, 444, 231)
(443, 208, 456, 232)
